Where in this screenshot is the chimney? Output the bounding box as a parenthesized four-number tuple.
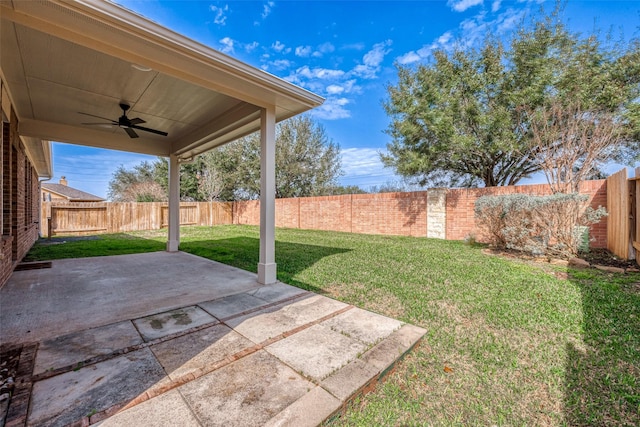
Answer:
(59, 176, 68, 186)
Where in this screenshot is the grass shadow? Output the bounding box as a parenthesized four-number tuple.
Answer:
(179, 236, 351, 295)
(564, 269, 640, 425)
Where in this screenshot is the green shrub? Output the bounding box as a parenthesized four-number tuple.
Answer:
(474, 193, 607, 257)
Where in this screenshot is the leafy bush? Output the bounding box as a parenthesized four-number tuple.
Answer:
(474, 193, 607, 257)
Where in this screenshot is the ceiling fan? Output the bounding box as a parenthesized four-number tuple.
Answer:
(79, 103, 168, 138)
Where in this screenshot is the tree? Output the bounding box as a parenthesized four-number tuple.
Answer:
(383, 39, 529, 188)
(382, 6, 640, 188)
(110, 116, 342, 201)
(523, 100, 624, 193)
(152, 157, 209, 201)
(325, 185, 368, 195)
(107, 161, 167, 202)
(200, 115, 342, 200)
(514, 21, 640, 193)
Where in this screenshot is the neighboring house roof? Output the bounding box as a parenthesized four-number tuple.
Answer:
(42, 183, 105, 202)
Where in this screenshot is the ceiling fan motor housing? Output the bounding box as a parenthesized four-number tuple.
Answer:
(119, 104, 131, 127)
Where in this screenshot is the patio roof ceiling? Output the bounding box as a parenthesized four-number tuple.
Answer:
(0, 0, 324, 178)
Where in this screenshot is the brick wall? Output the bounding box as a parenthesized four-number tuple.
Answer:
(351, 192, 427, 237)
(235, 191, 429, 237)
(446, 180, 608, 248)
(1, 111, 42, 289)
(233, 180, 609, 248)
(0, 236, 12, 287)
(300, 195, 352, 233)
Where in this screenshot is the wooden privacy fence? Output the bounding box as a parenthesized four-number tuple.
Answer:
(41, 201, 233, 237)
(606, 167, 639, 261)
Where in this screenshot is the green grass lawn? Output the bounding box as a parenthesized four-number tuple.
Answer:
(26, 225, 640, 426)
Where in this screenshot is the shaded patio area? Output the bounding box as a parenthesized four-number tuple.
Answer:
(0, 252, 425, 426)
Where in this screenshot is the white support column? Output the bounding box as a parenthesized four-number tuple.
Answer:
(258, 106, 277, 284)
(166, 153, 180, 252)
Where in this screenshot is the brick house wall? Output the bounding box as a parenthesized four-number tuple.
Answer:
(1, 109, 42, 288)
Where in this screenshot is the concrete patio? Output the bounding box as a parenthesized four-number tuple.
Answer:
(0, 252, 425, 426)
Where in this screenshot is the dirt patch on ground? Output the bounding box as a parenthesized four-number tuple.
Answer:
(578, 248, 637, 270)
(483, 247, 637, 272)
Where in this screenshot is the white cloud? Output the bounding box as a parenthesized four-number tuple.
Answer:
(341, 79, 360, 94)
(295, 45, 312, 57)
(396, 51, 421, 65)
(310, 42, 336, 58)
(267, 59, 292, 71)
(292, 66, 346, 81)
(352, 40, 392, 79)
(219, 37, 235, 53)
(397, 1, 531, 65)
(209, 4, 229, 25)
(496, 8, 525, 33)
(436, 32, 454, 46)
(491, 0, 502, 12)
(338, 148, 402, 188)
(447, 0, 484, 13)
(341, 42, 366, 51)
(326, 85, 344, 95)
(310, 97, 351, 120)
(341, 148, 383, 176)
(363, 41, 390, 67)
(317, 42, 335, 54)
(400, 31, 456, 64)
(262, 1, 275, 18)
(272, 40, 289, 53)
(245, 41, 259, 52)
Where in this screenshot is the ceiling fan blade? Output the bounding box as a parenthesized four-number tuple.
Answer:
(130, 124, 168, 136)
(124, 127, 139, 138)
(78, 112, 114, 121)
(129, 117, 145, 125)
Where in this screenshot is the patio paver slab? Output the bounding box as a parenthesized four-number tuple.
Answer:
(150, 324, 254, 380)
(178, 350, 313, 427)
(198, 293, 269, 320)
(33, 321, 143, 375)
(321, 307, 404, 345)
(133, 306, 217, 341)
(266, 323, 368, 381)
(226, 294, 349, 343)
(94, 389, 200, 427)
(247, 282, 309, 303)
(28, 348, 166, 427)
(264, 386, 342, 427)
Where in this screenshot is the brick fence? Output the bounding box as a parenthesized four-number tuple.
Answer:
(234, 180, 608, 248)
(40, 180, 609, 249)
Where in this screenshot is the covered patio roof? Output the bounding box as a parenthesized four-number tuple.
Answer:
(1, 0, 323, 167)
(1, 0, 324, 284)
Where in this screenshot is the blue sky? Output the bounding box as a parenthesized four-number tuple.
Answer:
(51, 0, 640, 198)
